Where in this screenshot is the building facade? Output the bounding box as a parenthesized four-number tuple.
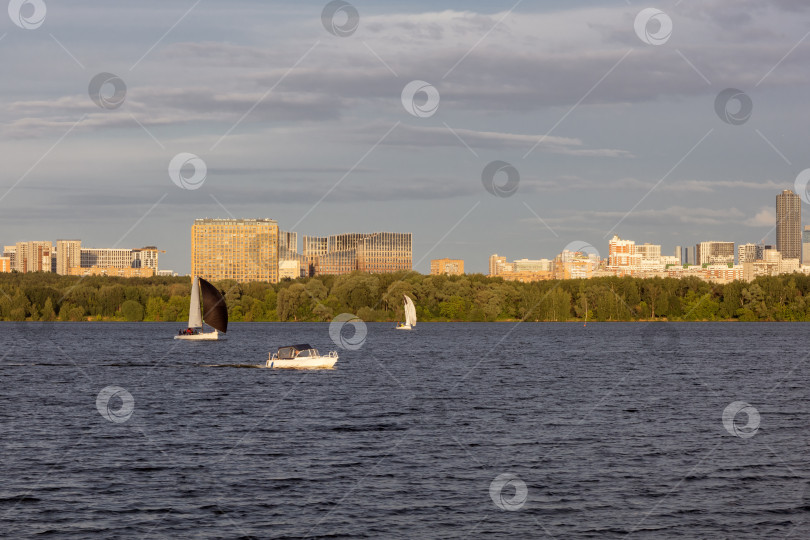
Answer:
(14, 241, 52, 273)
(56, 240, 81, 275)
(191, 218, 279, 283)
(696, 241, 735, 266)
(802, 226, 810, 266)
(302, 232, 411, 276)
(776, 189, 801, 260)
(430, 258, 464, 275)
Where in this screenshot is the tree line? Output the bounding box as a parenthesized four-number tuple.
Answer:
(1, 270, 810, 322)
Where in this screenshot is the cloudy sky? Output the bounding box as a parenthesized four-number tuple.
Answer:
(2, 0, 809, 273)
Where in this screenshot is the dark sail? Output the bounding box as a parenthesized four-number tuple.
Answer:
(199, 278, 228, 333)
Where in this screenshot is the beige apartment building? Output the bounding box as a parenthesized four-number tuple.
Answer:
(191, 218, 279, 283)
(14, 241, 52, 273)
(56, 240, 82, 275)
(430, 258, 464, 276)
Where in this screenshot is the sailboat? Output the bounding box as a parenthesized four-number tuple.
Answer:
(396, 294, 417, 330)
(174, 276, 228, 340)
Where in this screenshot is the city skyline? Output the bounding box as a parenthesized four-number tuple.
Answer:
(1, 2, 809, 274)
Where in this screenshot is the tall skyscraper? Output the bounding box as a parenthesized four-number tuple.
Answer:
(803, 226, 810, 265)
(191, 218, 279, 283)
(776, 189, 801, 259)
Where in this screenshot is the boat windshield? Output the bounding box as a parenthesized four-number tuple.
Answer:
(297, 348, 318, 358)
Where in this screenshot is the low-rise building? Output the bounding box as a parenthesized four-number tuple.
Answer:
(430, 258, 464, 276)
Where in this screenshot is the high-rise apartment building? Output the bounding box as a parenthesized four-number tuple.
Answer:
(696, 241, 735, 265)
(636, 243, 661, 260)
(738, 243, 764, 264)
(302, 235, 328, 277)
(14, 241, 52, 273)
(803, 226, 810, 266)
(300, 232, 411, 276)
(776, 189, 801, 259)
(489, 254, 509, 276)
(608, 235, 640, 267)
(3, 246, 15, 269)
(279, 230, 306, 278)
(356, 232, 412, 274)
(191, 218, 279, 283)
(56, 240, 81, 275)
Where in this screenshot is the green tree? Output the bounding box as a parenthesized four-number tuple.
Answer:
(121, 300, 144, 321)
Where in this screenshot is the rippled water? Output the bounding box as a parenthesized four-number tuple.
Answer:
(1, 321, 808, 538)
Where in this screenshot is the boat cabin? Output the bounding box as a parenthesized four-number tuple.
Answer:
(277, 344, 320, 360)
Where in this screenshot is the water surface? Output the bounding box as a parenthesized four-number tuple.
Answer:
(1, 322, 807, 538)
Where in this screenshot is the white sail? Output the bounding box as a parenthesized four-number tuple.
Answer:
(188, 276, 202, 328)
(404, 295, 417, 327)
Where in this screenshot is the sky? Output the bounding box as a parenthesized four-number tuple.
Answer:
(2, 0, 810, 274)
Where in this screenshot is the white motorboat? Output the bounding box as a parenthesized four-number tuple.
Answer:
(396, 294, 417, 330)
(267, 344, 338, 369)
(175, 276, 228, 340)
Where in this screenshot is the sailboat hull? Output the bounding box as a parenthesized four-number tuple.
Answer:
(396, 324, 412, 330)
(174, 330, 220, 341)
